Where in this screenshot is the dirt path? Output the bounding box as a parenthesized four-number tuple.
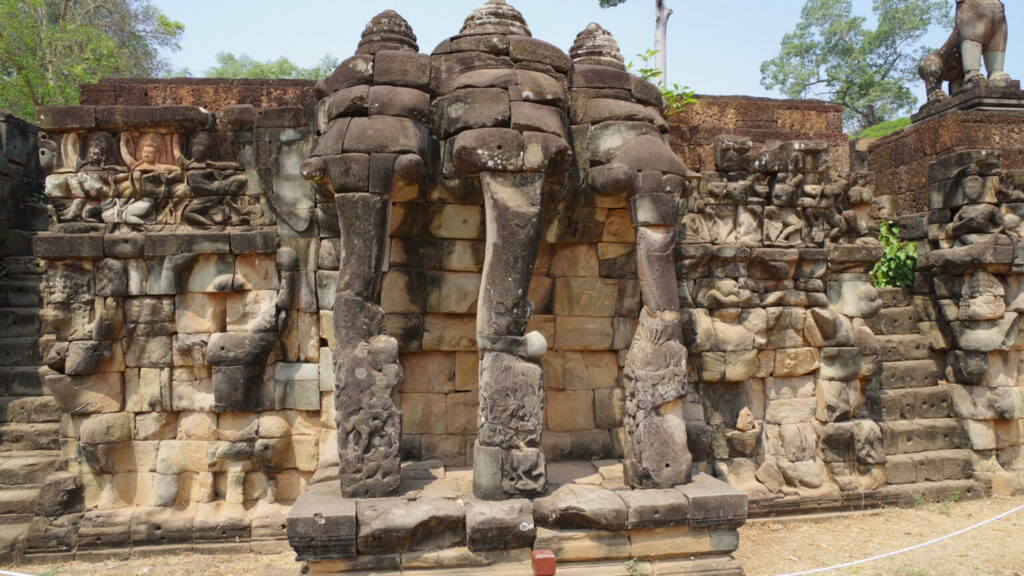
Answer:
(5, 494, 1024, 576)
(737, 494, 1024, 576)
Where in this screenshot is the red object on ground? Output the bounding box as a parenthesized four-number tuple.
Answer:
(532, 549, 557, 576)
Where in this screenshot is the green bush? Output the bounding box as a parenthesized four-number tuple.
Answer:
(871, 221, 917, 288)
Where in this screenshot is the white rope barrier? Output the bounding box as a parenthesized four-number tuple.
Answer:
(774, 502, 1024, 576)
(0, 570, 41, 576)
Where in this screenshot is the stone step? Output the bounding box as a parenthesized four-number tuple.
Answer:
(0, 423, 60, 452)
(0, 522, 29, 564)
(881, 419, 969, 456)
(749, 479, 983, 516)
(880, 359, 943, 390)
(876, 334, 933, 362)
(0, 396, 61, 424)
(0, 308, 41, 339)
(0, 452, 63, 486)
(0, 280, 42, 308)
(884, 449, 974, 485)
(0, 487, 41, 517)
(868, 385, 953, 421)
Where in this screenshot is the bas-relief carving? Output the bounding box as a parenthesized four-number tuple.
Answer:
(40, 129, 253, 227)
(920, 0, 1010, 101)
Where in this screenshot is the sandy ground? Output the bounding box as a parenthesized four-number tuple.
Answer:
(5, 494, 1024, 576)
(737, 494, 1024, 576)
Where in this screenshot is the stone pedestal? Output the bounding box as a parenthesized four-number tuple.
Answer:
(286, 467, 748, 575)
(869, 83, 1024, 217)
(912, 79, 1024, 123)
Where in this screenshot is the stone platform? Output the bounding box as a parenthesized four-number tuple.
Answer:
(287, 461, 747, 575)
(911, 79, 1024, 123)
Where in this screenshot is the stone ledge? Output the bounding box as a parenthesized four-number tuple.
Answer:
(912, 79, 1024, 123)
(288, 469, 747, 572)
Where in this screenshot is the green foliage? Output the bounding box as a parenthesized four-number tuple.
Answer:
(854, 116, 911, 140)
(938, 490, 961, 516)
(761, 0, 951, 131)
(628, 50, 696, 116)
(202, 52, 339, 81)
(871, 221, 917, 288)
(0, 0, 184, 119)
(625, 557, 651, 576)
(598, 0, 629, 6)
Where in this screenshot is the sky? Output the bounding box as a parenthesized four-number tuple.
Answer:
(152, 0, 1023, 106)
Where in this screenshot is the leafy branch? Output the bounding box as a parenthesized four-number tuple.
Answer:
(870, 221, 917, 288)
(628, 49, 696, 116)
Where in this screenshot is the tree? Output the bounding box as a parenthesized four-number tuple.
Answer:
(599, 0, 673, 87)
(0, 0, 184, 119)
(202, 52, 339, 81)
(760, 0, 951, 131)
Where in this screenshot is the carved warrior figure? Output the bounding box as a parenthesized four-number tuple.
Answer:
(920, 0, 1010, 101)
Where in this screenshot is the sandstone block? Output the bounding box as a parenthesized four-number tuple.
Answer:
(178, 411, 218, 441)
(401, 393, 447, 435)
(428, 204, 484, 240)
(46, 373, 123, 414)
(630, 526, 712, 559)
(533, 527, 630, 563)
(554, 317, 614, 350)
(465, 498, 535, 552)
(549, 244, 600, 277)
(171, 367, 215, 412)
(357, 498, 466, 554)
(618, 488, 690, 529)
(534, 484, 627, 531)
(157, 440, 209, 474)
(553, 277, 618, 317)
(446, 392, 479, 435)
(773, 348, 820, 377)
(287, 483, 357, 561)
(423, 314, 476, 351)
(134, 412, 178, 441)
(79, 413, 132, 445)
(563, 351, 619, 391)
(546, 390, 595, 432)
(126, 367, 171, 413)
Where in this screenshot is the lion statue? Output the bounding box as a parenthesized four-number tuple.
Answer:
(919, 0, 1009, 102)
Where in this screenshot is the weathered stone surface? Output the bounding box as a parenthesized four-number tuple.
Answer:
(618, 488, 690, 529)
(533, 484, 627, 531)
(46, 374, 123, 414)
(464, 498, 534, 551)
(678, 473, 748, 529)
(287, 483, 356, 561)
(357, 498, 465, 554)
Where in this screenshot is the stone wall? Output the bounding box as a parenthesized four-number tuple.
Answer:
(32, 101, 324, 515)
(0, 113, 62, 529)
(868, 109, 1024, 216)
(10, 77, 1024, 549)
(668, 95, 848, 175)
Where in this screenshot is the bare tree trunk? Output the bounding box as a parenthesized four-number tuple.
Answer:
(654, 0, 672, 86)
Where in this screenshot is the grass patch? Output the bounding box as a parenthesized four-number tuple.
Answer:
(855, 117, 911, 140)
